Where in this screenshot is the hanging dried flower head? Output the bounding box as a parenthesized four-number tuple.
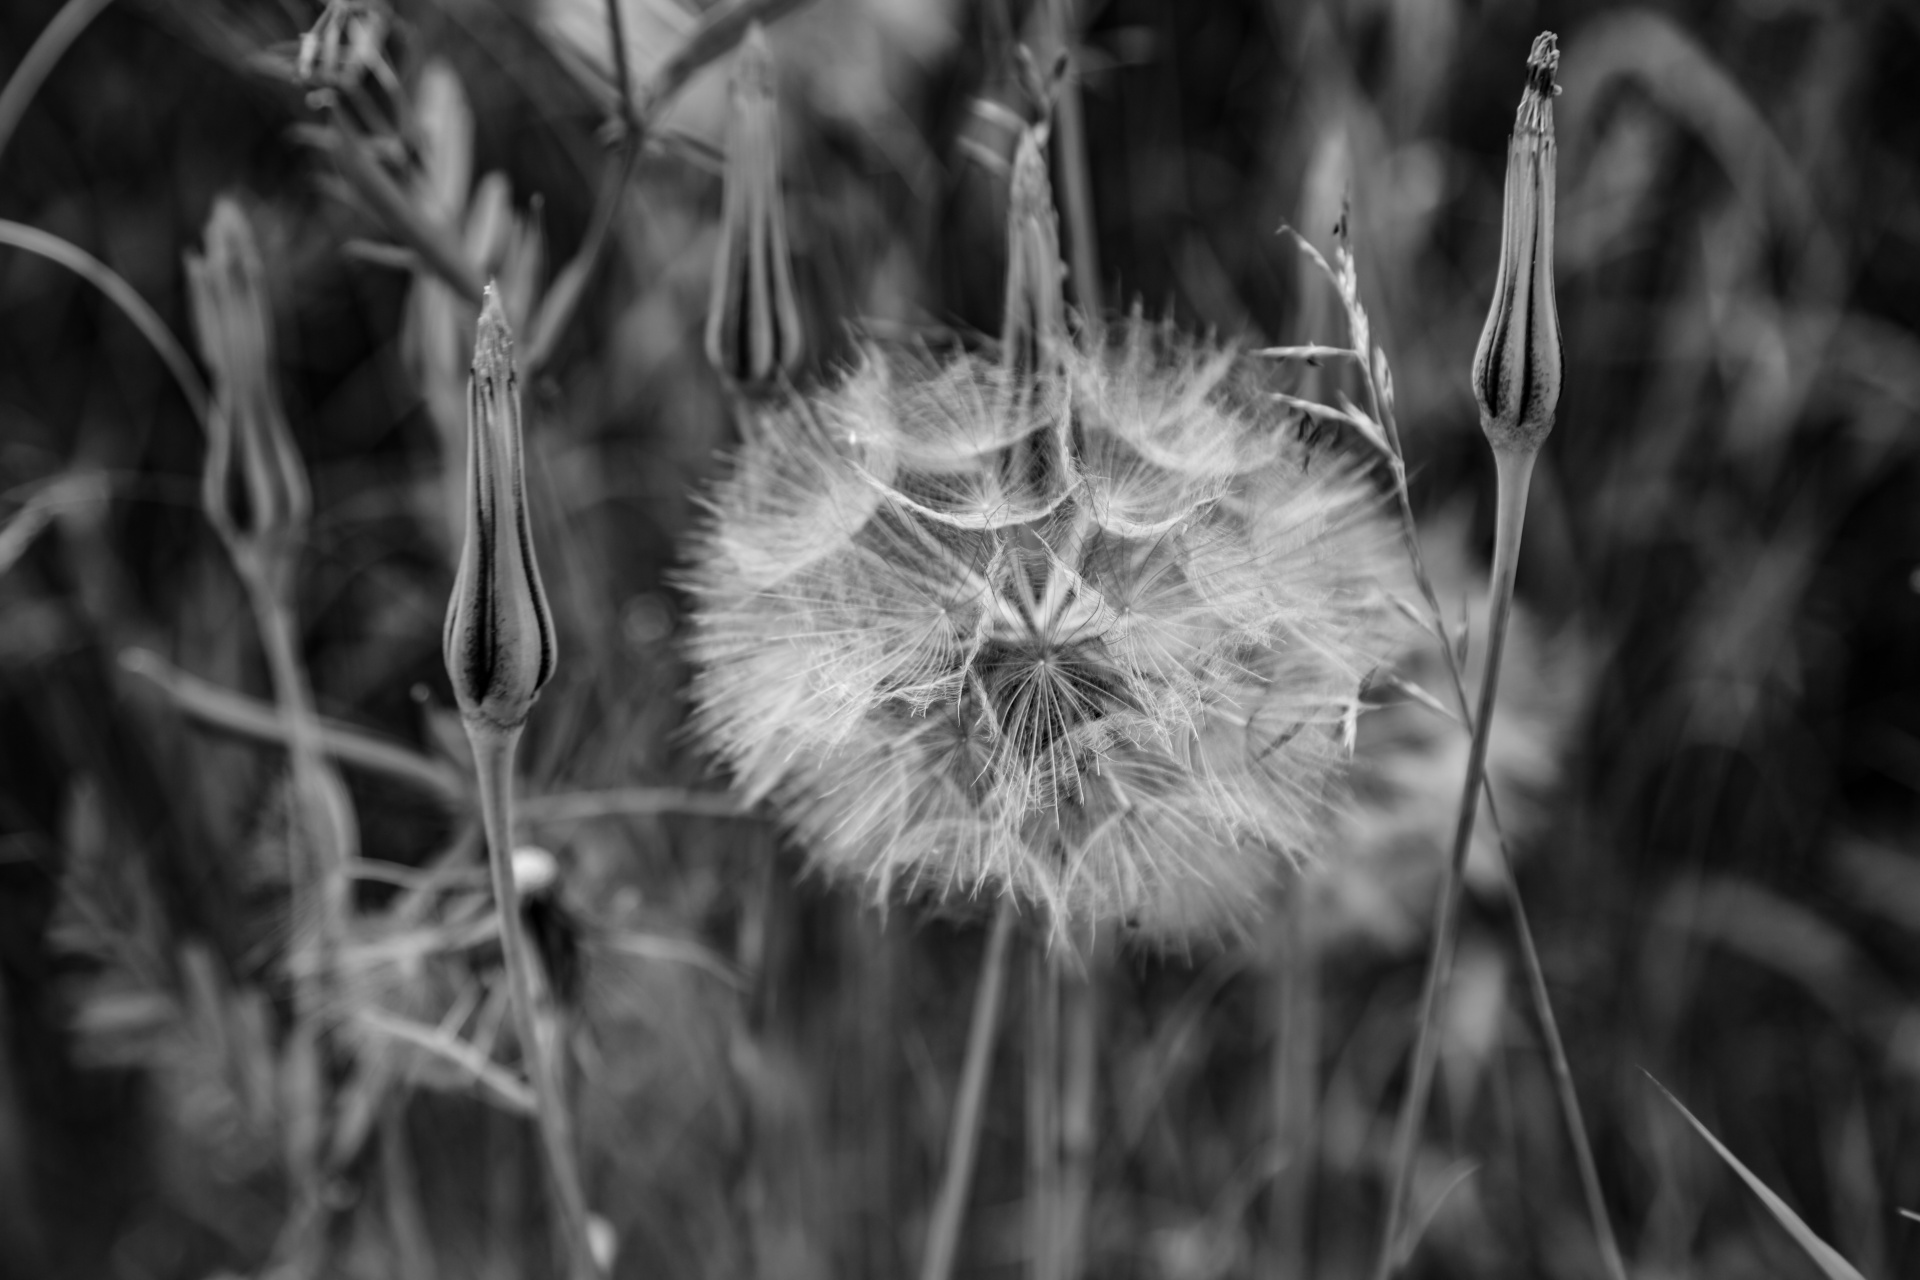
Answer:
(685, 125, 1404, 946)
(186, 197, 310, 600)
(705, 22, 804, 390)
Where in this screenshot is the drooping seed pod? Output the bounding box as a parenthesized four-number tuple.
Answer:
(443, 287, 557, 734)
(296, 0, 394, 95)
(705, 23, 804, 389)
(1471, 31, 1562, 456)
(995, 122, 1074, 515)
(186, 197, 311, 597)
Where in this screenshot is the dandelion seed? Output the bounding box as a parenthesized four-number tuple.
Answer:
(688, 301, 1405, 942)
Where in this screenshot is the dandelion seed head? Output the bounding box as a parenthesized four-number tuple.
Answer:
(687, 320, 1406, 946)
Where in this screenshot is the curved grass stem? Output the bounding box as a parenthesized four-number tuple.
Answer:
(0, 220, 208, 425)
(1378, 436, 1625, 1280)
(469, 725, 606, 1280)
(1374, 446, 1534, 1280)
(919, 898, 1017, 1280)
(0, 0, 116, 170)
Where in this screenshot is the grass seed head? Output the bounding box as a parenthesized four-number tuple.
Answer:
(186, 197, 311, 596)
(442, 288, 558, 734)
(1471, 31, 1562, 456)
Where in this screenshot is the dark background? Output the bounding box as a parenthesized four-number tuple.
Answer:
(2, 0, 1919, 1276)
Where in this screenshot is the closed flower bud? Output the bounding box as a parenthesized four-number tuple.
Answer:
(443, 288, 557, 734)
(186, 197, 311, 594)
(705, 23, 804, 389)
(1471, 32, 1562, 456)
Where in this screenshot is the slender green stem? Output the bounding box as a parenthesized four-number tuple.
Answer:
(528, 0, 816, 374)
(1374, 447, 1535, 1280)
(1055, 960, 1096, 1280)
(1267, 886, 1319, 1278)
(1046, 0, 1101, 320)
(244, 580, 351, 1278)
(120, 646, 466, 800)
(0, 220, 208, 425)
(1027, 941, 1061, 1280)
(469, 724, 605, 1280)
(1502, 863, 1628, 1280)
(0, 0, 116, 171)
(1375, 390, 1627, 1280)
(602, 0, 637, 135)
(919, 899, 1016, 1280)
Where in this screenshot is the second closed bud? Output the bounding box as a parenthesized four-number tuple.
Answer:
(442, 287, 557, 735)
(1471, 32, 1563, 456)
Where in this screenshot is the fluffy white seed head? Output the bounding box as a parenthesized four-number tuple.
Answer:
(686, 318, 1406, 947)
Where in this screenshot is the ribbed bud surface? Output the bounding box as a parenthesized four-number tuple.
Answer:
(186, 197, 311, 591)
(443, 288, 557, 733)
(1471, 32, 1562, 455)
(705, 23, 804, 388)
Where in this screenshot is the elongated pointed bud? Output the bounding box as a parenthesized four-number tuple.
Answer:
(443, 288, 557, 734)
(1471, 32, 1562, 455)
(186, 197, 311, 594)
(1001, 124, 1066, 379)
(705, 24, 803, 388)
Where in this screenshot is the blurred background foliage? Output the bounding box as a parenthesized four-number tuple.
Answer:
(2, 0, 1919, 1277)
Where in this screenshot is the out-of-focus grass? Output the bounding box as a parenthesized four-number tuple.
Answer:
(1, 0, 1918, 1277)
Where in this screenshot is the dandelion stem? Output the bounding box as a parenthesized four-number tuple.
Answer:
(919, 898, 1016, 1280)
(1027, 940, 1061, 1280)
(469, 724, 605, 1280)
(1056, 959, 1097, 1280)
(1374, 446, 1534, 1280)
(1046, 0, 1101, 319)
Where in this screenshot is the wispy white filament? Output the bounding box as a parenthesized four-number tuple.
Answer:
(688, 320, 1405, 944)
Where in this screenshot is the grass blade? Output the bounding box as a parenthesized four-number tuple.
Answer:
(1647, 1071, 1869, 1280)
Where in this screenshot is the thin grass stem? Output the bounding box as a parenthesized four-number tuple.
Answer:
(245, 578, 355, 1277)
(1374, 447, 1535, 1280)
(919, 898, 1016, 1280)
(1370, 381, 1625, 1280)
(1056, 961, 1096, 1280)
(1047, 0, 1101, 320)
(0, 220, 208, 425)
(0, 0, 116, 170)
(528, 0, 815, 373)
(469, 725, 606, 1280)
(1027, 940, 1062, 1280)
